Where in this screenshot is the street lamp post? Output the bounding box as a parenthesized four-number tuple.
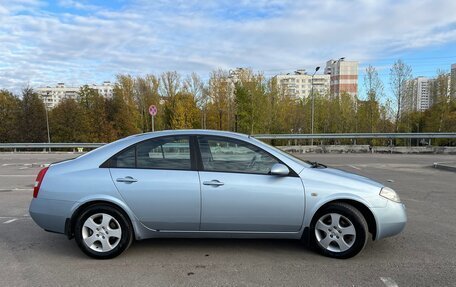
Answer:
(44, 92, 51, 151)
(310, 66, 320, 146)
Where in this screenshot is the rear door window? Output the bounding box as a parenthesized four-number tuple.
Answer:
(103, 136, 192, 170)
(136, 136, 191, 170)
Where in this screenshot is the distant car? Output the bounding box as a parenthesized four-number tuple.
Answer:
(29, 130, 406, 259)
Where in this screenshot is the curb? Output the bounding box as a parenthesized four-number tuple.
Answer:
(433, 162, 456, 172)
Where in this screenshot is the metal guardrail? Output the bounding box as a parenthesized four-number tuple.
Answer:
(253, 132, 456, 140)
(0, 143, 105, 151)
(0, 133, 455, 151)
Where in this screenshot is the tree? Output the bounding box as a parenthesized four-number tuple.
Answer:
(0, 90, 21, 142)
(183, 72, 206, 128)
(206, 69, 233, 130)
(19, 87, 48, 142)
(108, 75, 142, 138)
(389, 60, 413, 132)
(164, 92, 200, 129)
(49, 98, 89, 142)
(134, 75, 162, 132)
(160, 71, 181, 98)
(363, 65, 383, 133)
(78, 85, 116, 142)
(234, 71, 269, 134)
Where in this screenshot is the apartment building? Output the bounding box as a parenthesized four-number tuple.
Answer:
(451, 63, 456, 98)
(275, 69, 330, 99)
(37, 81, 114, 109)
(415, 77, 432, 111)
(324, 58, 358, 98)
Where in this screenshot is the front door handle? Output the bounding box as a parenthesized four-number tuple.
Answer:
(116, 176, 138, 183)
(203, 180, 224, 187)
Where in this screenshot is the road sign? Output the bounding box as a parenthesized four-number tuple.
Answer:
(149, 105, 157, 116)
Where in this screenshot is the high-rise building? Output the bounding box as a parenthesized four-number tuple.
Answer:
(415, 77, 432, 111)
(36, 81, 114, 109)
(275, 69, 330, 99)
(451, 63, 456, 98)
(324, 58, 358, 98)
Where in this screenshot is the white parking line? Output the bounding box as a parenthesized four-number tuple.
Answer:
(3, 218, 18, 224)
(380, 277, 398, 287)
(348, 165, 361, 170)
(0, 188, 31, 191)
(0, 175, 36, 177)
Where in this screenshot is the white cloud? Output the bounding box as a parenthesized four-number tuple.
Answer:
(57, 0, 100, 11)
(0, 0, 456, 92)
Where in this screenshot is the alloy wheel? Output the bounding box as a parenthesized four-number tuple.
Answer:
(314, 213, 356, 252)
(82, 213, 122, 252)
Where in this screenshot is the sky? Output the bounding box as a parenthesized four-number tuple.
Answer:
(1, 0, 456, 98)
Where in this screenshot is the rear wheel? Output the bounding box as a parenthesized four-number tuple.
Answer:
(74, 204, 133, 259)
(310, 202, 368, 259)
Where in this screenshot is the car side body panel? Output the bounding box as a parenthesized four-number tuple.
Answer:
(199, 171, 305, 232)
(109, 168, 201, 231)
(29, 130, 407, 244)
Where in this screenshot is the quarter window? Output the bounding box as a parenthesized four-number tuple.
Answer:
(197, 136, 278, 175)
(108, 146, 135, 168)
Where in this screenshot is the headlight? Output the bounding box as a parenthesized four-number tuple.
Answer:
(379, 187, 401, 203)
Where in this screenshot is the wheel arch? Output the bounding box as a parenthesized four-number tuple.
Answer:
(67, 198, 141, 240)
(312, 199, 378, 240)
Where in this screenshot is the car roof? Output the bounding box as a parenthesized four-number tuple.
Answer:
(132, 129, 251, 140)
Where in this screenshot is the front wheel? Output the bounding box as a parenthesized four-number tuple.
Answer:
(74, 204, 133, 259)
(310, 202, 368, 259)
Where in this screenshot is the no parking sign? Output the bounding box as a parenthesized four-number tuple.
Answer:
(149, 105, 157, 131)
(149, 105, 157, 116)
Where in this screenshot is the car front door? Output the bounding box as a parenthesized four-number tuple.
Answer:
(108, 135, 200, 231)
(197, 135, 305, 232)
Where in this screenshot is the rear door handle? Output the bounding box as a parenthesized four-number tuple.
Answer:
(116, 176, 138, 183)
(203, 180, 224, 187)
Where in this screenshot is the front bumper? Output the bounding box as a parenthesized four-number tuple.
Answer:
(372, 200, 407, 240)
(29, 198, 75, 234)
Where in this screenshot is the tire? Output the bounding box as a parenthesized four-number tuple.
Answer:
(310, 202, 368, 259)
(74, 204, 133, 259)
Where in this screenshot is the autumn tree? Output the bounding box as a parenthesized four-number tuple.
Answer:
(234, 71, 270, 134)
(206, 69, 233, 130)
(0, 89, 21, 142)
(49, 98, 89, 142)
(390, 60, 413, 132)
(363, 65, 383, 133)
(19, 87, 48, 142)
(164, 92, 200, 129)
(183, 72, 206, 128)
(135, 75, 163, 132)
(160, 71, 181, 99)
(78, 85, 116, 142)
(109, 75, 142, 138)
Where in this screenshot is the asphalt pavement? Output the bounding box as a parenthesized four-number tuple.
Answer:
(0, 152, 455, 286)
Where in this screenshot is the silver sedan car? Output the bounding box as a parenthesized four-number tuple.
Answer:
(29, 130, 406, 259)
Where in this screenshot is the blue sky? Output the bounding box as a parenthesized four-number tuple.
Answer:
(1, 0, 456, 99)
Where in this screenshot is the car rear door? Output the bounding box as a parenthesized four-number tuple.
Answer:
(197, 135, 305, 232)
(108, 135, 201, 231)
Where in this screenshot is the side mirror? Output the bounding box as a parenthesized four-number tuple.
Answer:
(270, 163, 289, 176)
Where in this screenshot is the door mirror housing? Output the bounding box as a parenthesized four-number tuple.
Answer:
(270, 163, 289, 176)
